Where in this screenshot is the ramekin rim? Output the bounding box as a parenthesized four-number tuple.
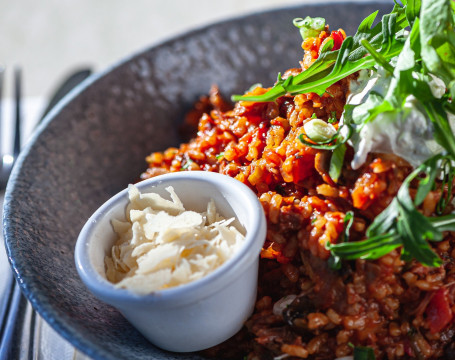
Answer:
(74, 171, 266, 306)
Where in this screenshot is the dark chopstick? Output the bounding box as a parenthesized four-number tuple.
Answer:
(13, 67, 21, 159)
(0, 280, 22, 359)
(0, 270, 14, 340)
(0, 66, 25, 360)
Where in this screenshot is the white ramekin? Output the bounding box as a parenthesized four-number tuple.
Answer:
(75, 171, 266, 352)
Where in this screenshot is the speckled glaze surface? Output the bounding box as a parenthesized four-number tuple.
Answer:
(4, 2, 392, 359)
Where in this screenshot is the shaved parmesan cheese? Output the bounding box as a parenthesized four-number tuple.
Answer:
(105, 185, 245, 294)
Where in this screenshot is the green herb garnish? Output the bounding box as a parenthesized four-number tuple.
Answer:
(231, 3, 408, 102)
(327, 154, 455, 267)
(327, 111, 337, 123)
(353, 346, 376, 360)
(180, 159, 194, 170)
(342, 0, 455, 160)
(293, 16, 326, 40)
(329, 210, 354, 270)
(436, 158, 454, 215)
(347, 343, 376, 360)
(333, 0, 455, 267)
(233, 0, 455, 267)
(328, 143, 346, 183)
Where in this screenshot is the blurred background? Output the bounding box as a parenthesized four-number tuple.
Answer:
(1, 0, 316, 100)
(1, 0, 320, 154)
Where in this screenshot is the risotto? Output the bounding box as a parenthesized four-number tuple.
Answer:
(140, 1, 455, 359)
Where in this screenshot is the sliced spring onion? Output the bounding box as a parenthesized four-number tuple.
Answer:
(303, 119, 337, 142)
(293, 16, 326, 40)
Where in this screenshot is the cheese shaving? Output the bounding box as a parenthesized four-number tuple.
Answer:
(105, 185, 245, 294)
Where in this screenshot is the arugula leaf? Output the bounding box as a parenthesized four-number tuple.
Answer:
(328, 143, 347, 183)
(414, 154, 440, 206)
(420, 0, 455, 90)
(429, 215, 455, 232)
(328, 210, 354, 269)
(360, 38, 394, 73)
(343, 14, 420, 134)
(231, 5, 408, 102)
(366, 198, 399, 238)
(436, 158, 455, 214)
(423, 101, 455, 159)
(392, 8, 455, 159)
(395, 173, 443, 266)
(405, 0, 421, 26)
(397, 210, 442, 266)
(328, 154, 454, 267)
(326, 232, 402, 260)
(344, 91, 394, 131)
(345, 4, 455, 166)
(287, 37, 359, 96)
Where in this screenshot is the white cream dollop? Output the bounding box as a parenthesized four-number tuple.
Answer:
(343, 69, 447, 169)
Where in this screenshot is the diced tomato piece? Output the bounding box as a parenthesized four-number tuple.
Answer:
(331, 31, 344, 51)
(276, 255, 292, 264)
(425, 287, 453, 333)
(263, 149, 282, 166)
(292, 154, 315, 183)
(403, 339, 414, 357)
(260, 244, 292, 264)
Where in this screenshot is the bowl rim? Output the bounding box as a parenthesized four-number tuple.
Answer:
(75, 171, 266, 307)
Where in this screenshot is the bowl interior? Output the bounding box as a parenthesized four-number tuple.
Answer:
(3, 2, 393, 360)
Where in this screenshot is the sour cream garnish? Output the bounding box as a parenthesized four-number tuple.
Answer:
(342, 68, 448, 169)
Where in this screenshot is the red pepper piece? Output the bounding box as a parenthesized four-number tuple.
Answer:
(292, 154, 315, 183)
(331, 31, 344, 51)
(425, 287, 453, 333)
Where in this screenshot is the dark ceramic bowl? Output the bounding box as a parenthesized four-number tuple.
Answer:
(4, 1, 392, 359)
